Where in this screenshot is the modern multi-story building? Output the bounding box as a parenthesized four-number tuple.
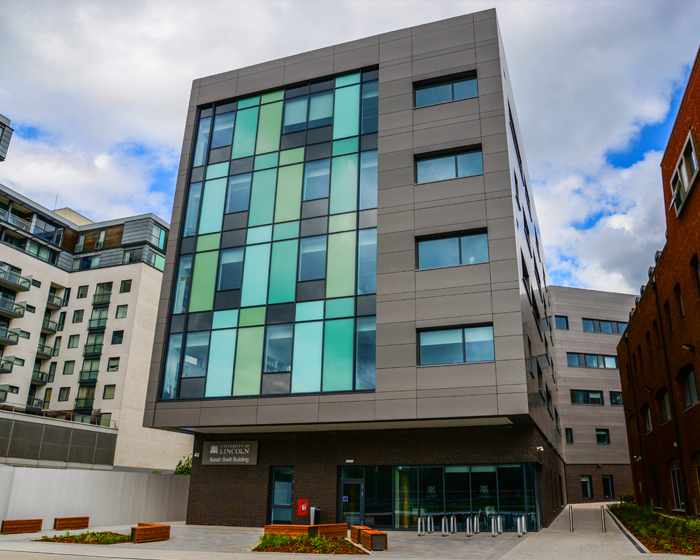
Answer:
(0, 113, 13, 162)
(145, 9, 567, 530)
(0, 183, 192, 470)
(549, 286, 635, 503)
(618, 46, 700, 516)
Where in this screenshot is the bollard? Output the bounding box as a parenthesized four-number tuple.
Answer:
(497, 515, 503, 534)
(428, 516, 435, 534)
(474, 515, 480, 534)
(441, 516, 449, 537)
(517, 516, 523, 538)
(491, 517, 497, 537)
(450, 515, 457, 534)
(418, 516, 425, 537)
(522, 516, 527, 534)
(466, 517, 472, 537)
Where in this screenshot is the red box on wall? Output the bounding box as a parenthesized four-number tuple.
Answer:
(297, 499, 308, 516)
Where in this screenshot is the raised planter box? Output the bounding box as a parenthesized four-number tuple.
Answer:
(53, 517, 89, 531)
(131, 523, 170, 544)
(1, 519, 42, 534)
(263, 523, 348, 538)
(360, 529, 388, 551)
(350, 525, 372, 543)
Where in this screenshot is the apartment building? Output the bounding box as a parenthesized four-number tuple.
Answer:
(0, 183, 192, 470)
(0, 113, 13, 162)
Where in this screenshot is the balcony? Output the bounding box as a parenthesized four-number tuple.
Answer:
(36, 343, 54, 358)
(46, 293, 63, 310)
(83, 343, 103, 356)
(41, 318, 58, 334)
(0, 389, 6, 402)
(0, 359, 13, 373)
(0, 296, 24, 319)
(26, 396, 43, 409)
(78, 369, 98, 385)
(0, 328, 19, 346)
(92, 292, 111, 306)
(0, 208, 32, 233)
(31, 371, 49, 385)
(0, 266, 31, 292)
(87, 317, 107, 331)
(74, 397, 94, 411)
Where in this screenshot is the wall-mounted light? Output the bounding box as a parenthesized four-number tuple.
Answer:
(536, 446, 544, 451)
(643, 386, 653, 393)
(681, 344, 695, 352)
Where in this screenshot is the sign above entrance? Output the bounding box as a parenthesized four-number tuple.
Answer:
(202, 441, 258, 465)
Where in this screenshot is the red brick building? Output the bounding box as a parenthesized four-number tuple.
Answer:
(617, 46, 700, 515)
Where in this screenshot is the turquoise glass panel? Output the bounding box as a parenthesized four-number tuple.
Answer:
(240, 243, 271, 307)
(291, 321, 323, 393)
(325, 297, 355, 318)
(197, 178, 227, 235)
(322, 319, 354, 392)
(333, 85, 360, 140)
(329, 154, 358, 214)
(268, 240, 299, 304)
(332, 137, 359, 156)
(238, 95, 260, 109)
(231, 107, 259, 159)
(248, 169, 277, 226)
(336, 72, 361, 87)
(232, 327, 264, 396)
(273, 221, 300, 241)
(212, 309, 239, 329)
(295, 301, 324, 322)
(205, 162, 228, 180)
(256, 102, 283, 154)
(254, 152, 279, 171)
(247, 225, 273, 244)
(205, 329, 237, 397)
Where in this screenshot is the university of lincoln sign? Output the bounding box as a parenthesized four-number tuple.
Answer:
(202, 441, 258, 465)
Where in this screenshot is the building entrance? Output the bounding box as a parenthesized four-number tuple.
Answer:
(339, 479, 364, 525)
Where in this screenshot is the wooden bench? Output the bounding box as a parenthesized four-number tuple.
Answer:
(1, 519, 43, 534)
(315, 523, 348, 538)
(53, 517, 89, 531)
(350, 525, 372, 543)
(130, 523, 171, 544)
(263, 523, 348, 538)
(360, 529, 388, 551)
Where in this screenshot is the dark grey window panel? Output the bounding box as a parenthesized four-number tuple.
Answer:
(300, 217, 328, 238)
(68, 445, 95, 464)
(306, 126, 333, 145)
(39, 442, 69, 462)
(214, 290, 241, 310)
(221, 229, 246, 248)
(305, 142, 332, 160)
(93, 447, 116, 465)
(42, 425, 72, 444)
(285, 85, 309, 99)
(179, 237, 196, 254)
(302, 199, 329, 219)
(281, 131, 306, 150)
(179, 377, 205, 399)
(359, 209, 377, 229)
(296, 280, 326, 301)
(310, 79, 334, 93)
(229, 157, 254, 175)
(169, 314, 186, 333)
(190, 166, 205, 183)
(223, 213, 248, 232)
(0, 418, 12, 438)
(262, 372, 291, 394)
(266, 303, 296, 324)
(96, 432, 118, 449)
(8, 438, 41, 460)
(188, 312, 213, 332)
(208, 146, 231, 164)
(360, 133, 378, 151)
(357, 295, 377, 317)
(70, 430, 97, 447)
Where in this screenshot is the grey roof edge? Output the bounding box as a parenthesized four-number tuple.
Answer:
(549, 284, 637, 299)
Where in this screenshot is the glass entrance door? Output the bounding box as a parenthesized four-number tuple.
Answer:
(270, 467, 294, 524)
(340, 480, 364, 526)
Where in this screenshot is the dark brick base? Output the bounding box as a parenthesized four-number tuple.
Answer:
(565, 464, 633, 503)
(187, 424, 565, 528)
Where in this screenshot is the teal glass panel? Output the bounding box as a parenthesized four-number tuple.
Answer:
(238, 95, 260, 109)
(248, 169, 278, 226)
(231, 107, 259, 159)
(192, 117, 211, 168)
(196, 233, 220, 252)
(325, 297, 355, 318)
(161, 333, 182, 399)
(332, 137, 359, 156)
(262, 90, 284, 104)
(280, 147, 305, 166)
(336, 72, 361, 87)
(239, 306, 266, 326)
(172, 254, 193, 314)
(240, 243, 271, 307)
(197, 178, 227, 235)
(254, 152, 279, 171)
(205, 329, 237, 397)
(213, 309, 239, 329)
(291, 321, 323, 393)
(326, 232, 356, 298)
(295, 301, 324, 322)
(188, 250, 218, 312)
(183, 182, 202, 237)
(205, 162, 228, 180)
(273, 221, 300, 241)
(232, 327, 264, 396)
(256, 102, 283, 154)
(308, 90, 334, 128)
(247, 225, 273, 244)
(154, 254, 165, 271)
(322, 319, 354, 392)
(269, 240, 299, 304)
(333, 85, 360, 140)
(330, 154, 358, 214)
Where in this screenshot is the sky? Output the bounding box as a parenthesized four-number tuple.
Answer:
(0, 0, 698, 294)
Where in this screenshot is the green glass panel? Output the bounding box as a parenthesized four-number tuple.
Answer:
(247, 225, 273, 244)
(239, 306, 266, 326)
(255, 101, 283, 154)
(238, 95, 260, 109)
(261, 90, 284, 104)
(205, 162, 228, 180)
(330, 154, 358, 214)
(232, 327, 264, 396)
(196, 233, 221, 252)
(336, 72, 361, 87)
(240, 243, 271, 306)
(295, 301, 324, 322)
(188, 251, 218, 312)
(291, 321, 323, 393)
(322, 319, 354, 391)
(205, 329, 237, 397)
(154, 254, 165, 271)
(332, 137, 359, 156)
(326, 232, 356, 298)
(280, 147, 305, 166)
(268, 240, 298, 304)
(273, 221, 300, 241)
(254, 152, 279, 171)
(213, 309, 239, 329)
(274, 164, 303, 223)
(248, 169, 278, 226)
(325, 297, 355, 318)
(328, 212, 356, 233)
(333, 84, 360, 140)
(231, 107, 259, 159)
(198, 179, 227, 234)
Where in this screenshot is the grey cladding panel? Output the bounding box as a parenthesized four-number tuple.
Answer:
(97, 248, 125, 268)
(122, 218, 157, 246)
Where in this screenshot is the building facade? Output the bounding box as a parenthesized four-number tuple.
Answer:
(0, 184, 192, 470)
(0, 113, 13, 163)
(549, 286, 635, 503)
(618, 46, 700, 516)
(146, 10, 567, 530)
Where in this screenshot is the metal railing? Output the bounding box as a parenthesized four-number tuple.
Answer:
(26, 396, 43, 408)
(0, 296, 24, 317)
(0, 208, 32, 232)
(83, 343, 103, 355)
(0, 359, 13, 373)
(46, 293, 63, 308)
(36, 343, 54, 358)
(42, 318, 58, 332)
(601, 505, 606, 533)
(31, 371, 48, 384)
(74, 397, 94, 409)
(92, 292, 111, 305)
(79, 370, 99, 383)
(0, 266, 31, 290)
(0, 400, 117, 428)
(0, 328, 19, 344)
(88, 317, 107, 330)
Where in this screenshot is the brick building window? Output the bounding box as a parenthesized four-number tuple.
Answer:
(642, 404, 652, 433)
(670, 130, 699, 214)
(602, 475, 615, 499)
(658, 389, 672, 423)
(680, 368, 699, 408)
(674, 284, 685, 318)
(565, 428, 574, 444)
(596, 429, 610, 445)
(581, 475, 593, 499)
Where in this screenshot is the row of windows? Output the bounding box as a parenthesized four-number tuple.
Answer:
(56, 384, 115, 402)
(670, 130, 698, 214)
(580, 475, 616, 500)
(639, 370, 699, 433)
(570, 390, 622, 406)
(415, 149, 483, 184)
(564, 428, 611, 445)
(58, 356, 120, 375)
(566, 353, 618, 369)
(554, 315, 627, 334)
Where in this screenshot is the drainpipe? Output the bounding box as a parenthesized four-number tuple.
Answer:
(651, 280, 690, 515)
(624, 334, 649, 504)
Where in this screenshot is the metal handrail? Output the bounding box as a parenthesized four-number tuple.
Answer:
(92, 292, 111, 305)
(42, 318, 58, 331)
(79, 370, 99, 382)
(0, 296, 24, 316)
(88, 318, 107, 329)
(0, 400, 116, 428)
(601, 505, 606, 533)
(31, 371, 48, 383)
(47, 294, 63, 307)
(0, 208, 32, 232)
(74, 397, 94, 409)
(0, 328, 19, 344)
(83, 343, 103, 355)
(0, 266, 31, 290)
(36, 343, 53, 357)
(569, 504, 574, 532)
(26, 396, 43, 408)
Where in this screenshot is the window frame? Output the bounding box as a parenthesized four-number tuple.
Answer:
(111, 330, 124, 345)
(554, 315, 569, 330)
(413, 73, 479, 108)
(596, 428, 611, 445)
(416, 230, 489, 270)
(418, 324, 495, 366)
(669, 129, 699, 216)
(565, 427, 574, 444)
(103, 384, 116, 399)
(415, 147, 484, 184)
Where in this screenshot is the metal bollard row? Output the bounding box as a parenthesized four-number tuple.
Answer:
(417, 516, 425, 537)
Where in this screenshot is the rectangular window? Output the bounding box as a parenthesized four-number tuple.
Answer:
(81, 359, 100, 374)
(217, 248, 244, 291)
(268, 240, 298, 304)
(58, 387, 70, 401)
(111, 330, 124, 345)
(570, 389, 605, 405)
(356, 316, 376, 391)
(567, 352, 617, 369)
(670, 459, 685, 510)
(596, 429, 610, 445)
(77, 286, 88, 299)
(172, 254, 194, 314)
(582, 318, 630, 334)
(610, 391, 623, 406)
(192, 114, 211, 167)
(359, 150, 378, 210)
(581, 475, 593, 499)
(308, 90, 333, 128)
(565, 428, 574, 444)
(303, 159, 331, 201)
(57, 311, 66, 331)
(183, 182, 202, 237)
(357, 228, 377, 295)
(226, 173, 252, 214)
(161, 333, 182, 400)
(659, 390, 672, 423)
(670, 131, 698, 214)
(419, 325, 494, 366)
(298, 235, 327, 281)
(416, 149, 483, 184)
(72, 310, 84, 323)
(270, 467, 294, 524)
(283, 95, 308, 134)
(674, 284, 685, 318)
(75, 233, 85, 252)
(415, 76, 478, 108)
(361, 80, 378, 134)
(211, 111, 236, 149)
(264, 324, 293, 373)
(103, 384, 116, 399)
(418, 232, 488, 270)
(108, 357, 120, 372)
(68, 335, 79, 348)
(555, 316, 569, 330)
(602, 475, 615, 499)
(182, 331, 209, 379)
(115, 305, 127, 319)
(682, 368, 699, 408)
(63, 360, 75, 375)
(95, 229, 106, 250)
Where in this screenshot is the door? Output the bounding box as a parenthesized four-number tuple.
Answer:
(270, 467, 294, 524)
(340, 480, 364, 526)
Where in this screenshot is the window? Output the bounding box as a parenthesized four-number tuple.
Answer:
(695, 456, 700, 501)
(75, 233, 85, 252)
(77, 286, 88, 299)
(308, 90, 333, 128)
(566, 352, 618, 369)
(95, 229, 106, 250)
(357, 229, 377, 295)
(100, 413, 112, 427)
(670, 459, 685, 510)
(359, 150, 378, 210)
(283, 95, 308, 134)
(73, 255, 100, 270)
(581, 475, 593, 499)
(264, 324, 293, 373)
(111, 331, 124, 345)
(664, 300, 673, 332)
(270, 467, 294, 524)
(172, 254, 193, 314)
(418, 325, 494, 366)
(537, 363, 543, 393)
(416, 149, 484, 183)
(82, 359, 99, 374)
(554, 316, 569, 330)
(226, 173, 252, 214)
(582, 318, 627, 334)
(210, 110, 236, 148)
(183, 182, 203, 237)
(68, 335, 79, 349)
(103, 385, 116, 399)
(692, 255, 700, 294)
(58, 387, 70, 402)
(25, 304, 35, 314)
(610, 391, 623, 406)
(48, 362, 56, 382)
(303, 159, 331, 200)
(570, 390, 604, 405)
(53, 336, 61, 356)
(565, 428, 574, 444)
(217, 248, 244, 291)
(674, 284, 685, 318)
(120, 279, 132, 293)
(650, 465, 662, 507)
(417, 232, 489, 269)
(658, 389, 672, 423)
(108, 357, 120, 372)
(602, 475, 615, 499)
(182, 331, 209, 379)
(596, 429, 610, 445)
(361, 79, 378, 134)
(355, 316, 376, 391)
(63, 361, 75, 375)
(19, 330, 29, 339)
(298, 236, 327, 281)
(115, 305, 128, 319)
(642, 404, 652, 433)
(415, 75, 478, 107)
(192, 113, 211, 167)
(681, 368, 699, 408)
(670, 130, 698, 213)
(72, 310, 84, 323)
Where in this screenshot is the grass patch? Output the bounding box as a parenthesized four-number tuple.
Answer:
(254, 533, 367, 554)
(40, 531, 131, 545)
(609, 503, 700, 555)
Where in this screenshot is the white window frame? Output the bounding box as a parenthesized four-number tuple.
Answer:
(670, 129, 699, 215)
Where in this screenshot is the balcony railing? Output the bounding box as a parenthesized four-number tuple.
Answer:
(0, 296, 24, 317)
(46, 293, 63, 309)
(92, 292, 111, 305)
(0, 208, 32, 232)
(0, 328, 19, 345)
(31, 371, 48, 384)
(26, 396, 44, 408)
(74, 397, 94, 410)
(0, 359, 13, 373)
(83, 343, 103, 356)
(79, 370, 99, 383)
(88, 317, 107, 330)
(42, 318, 58, 333)
(36, 343, 54, 358)
(0, 266, 31, 291)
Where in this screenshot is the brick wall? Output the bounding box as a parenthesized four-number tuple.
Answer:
(565, 464, 633, 504)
